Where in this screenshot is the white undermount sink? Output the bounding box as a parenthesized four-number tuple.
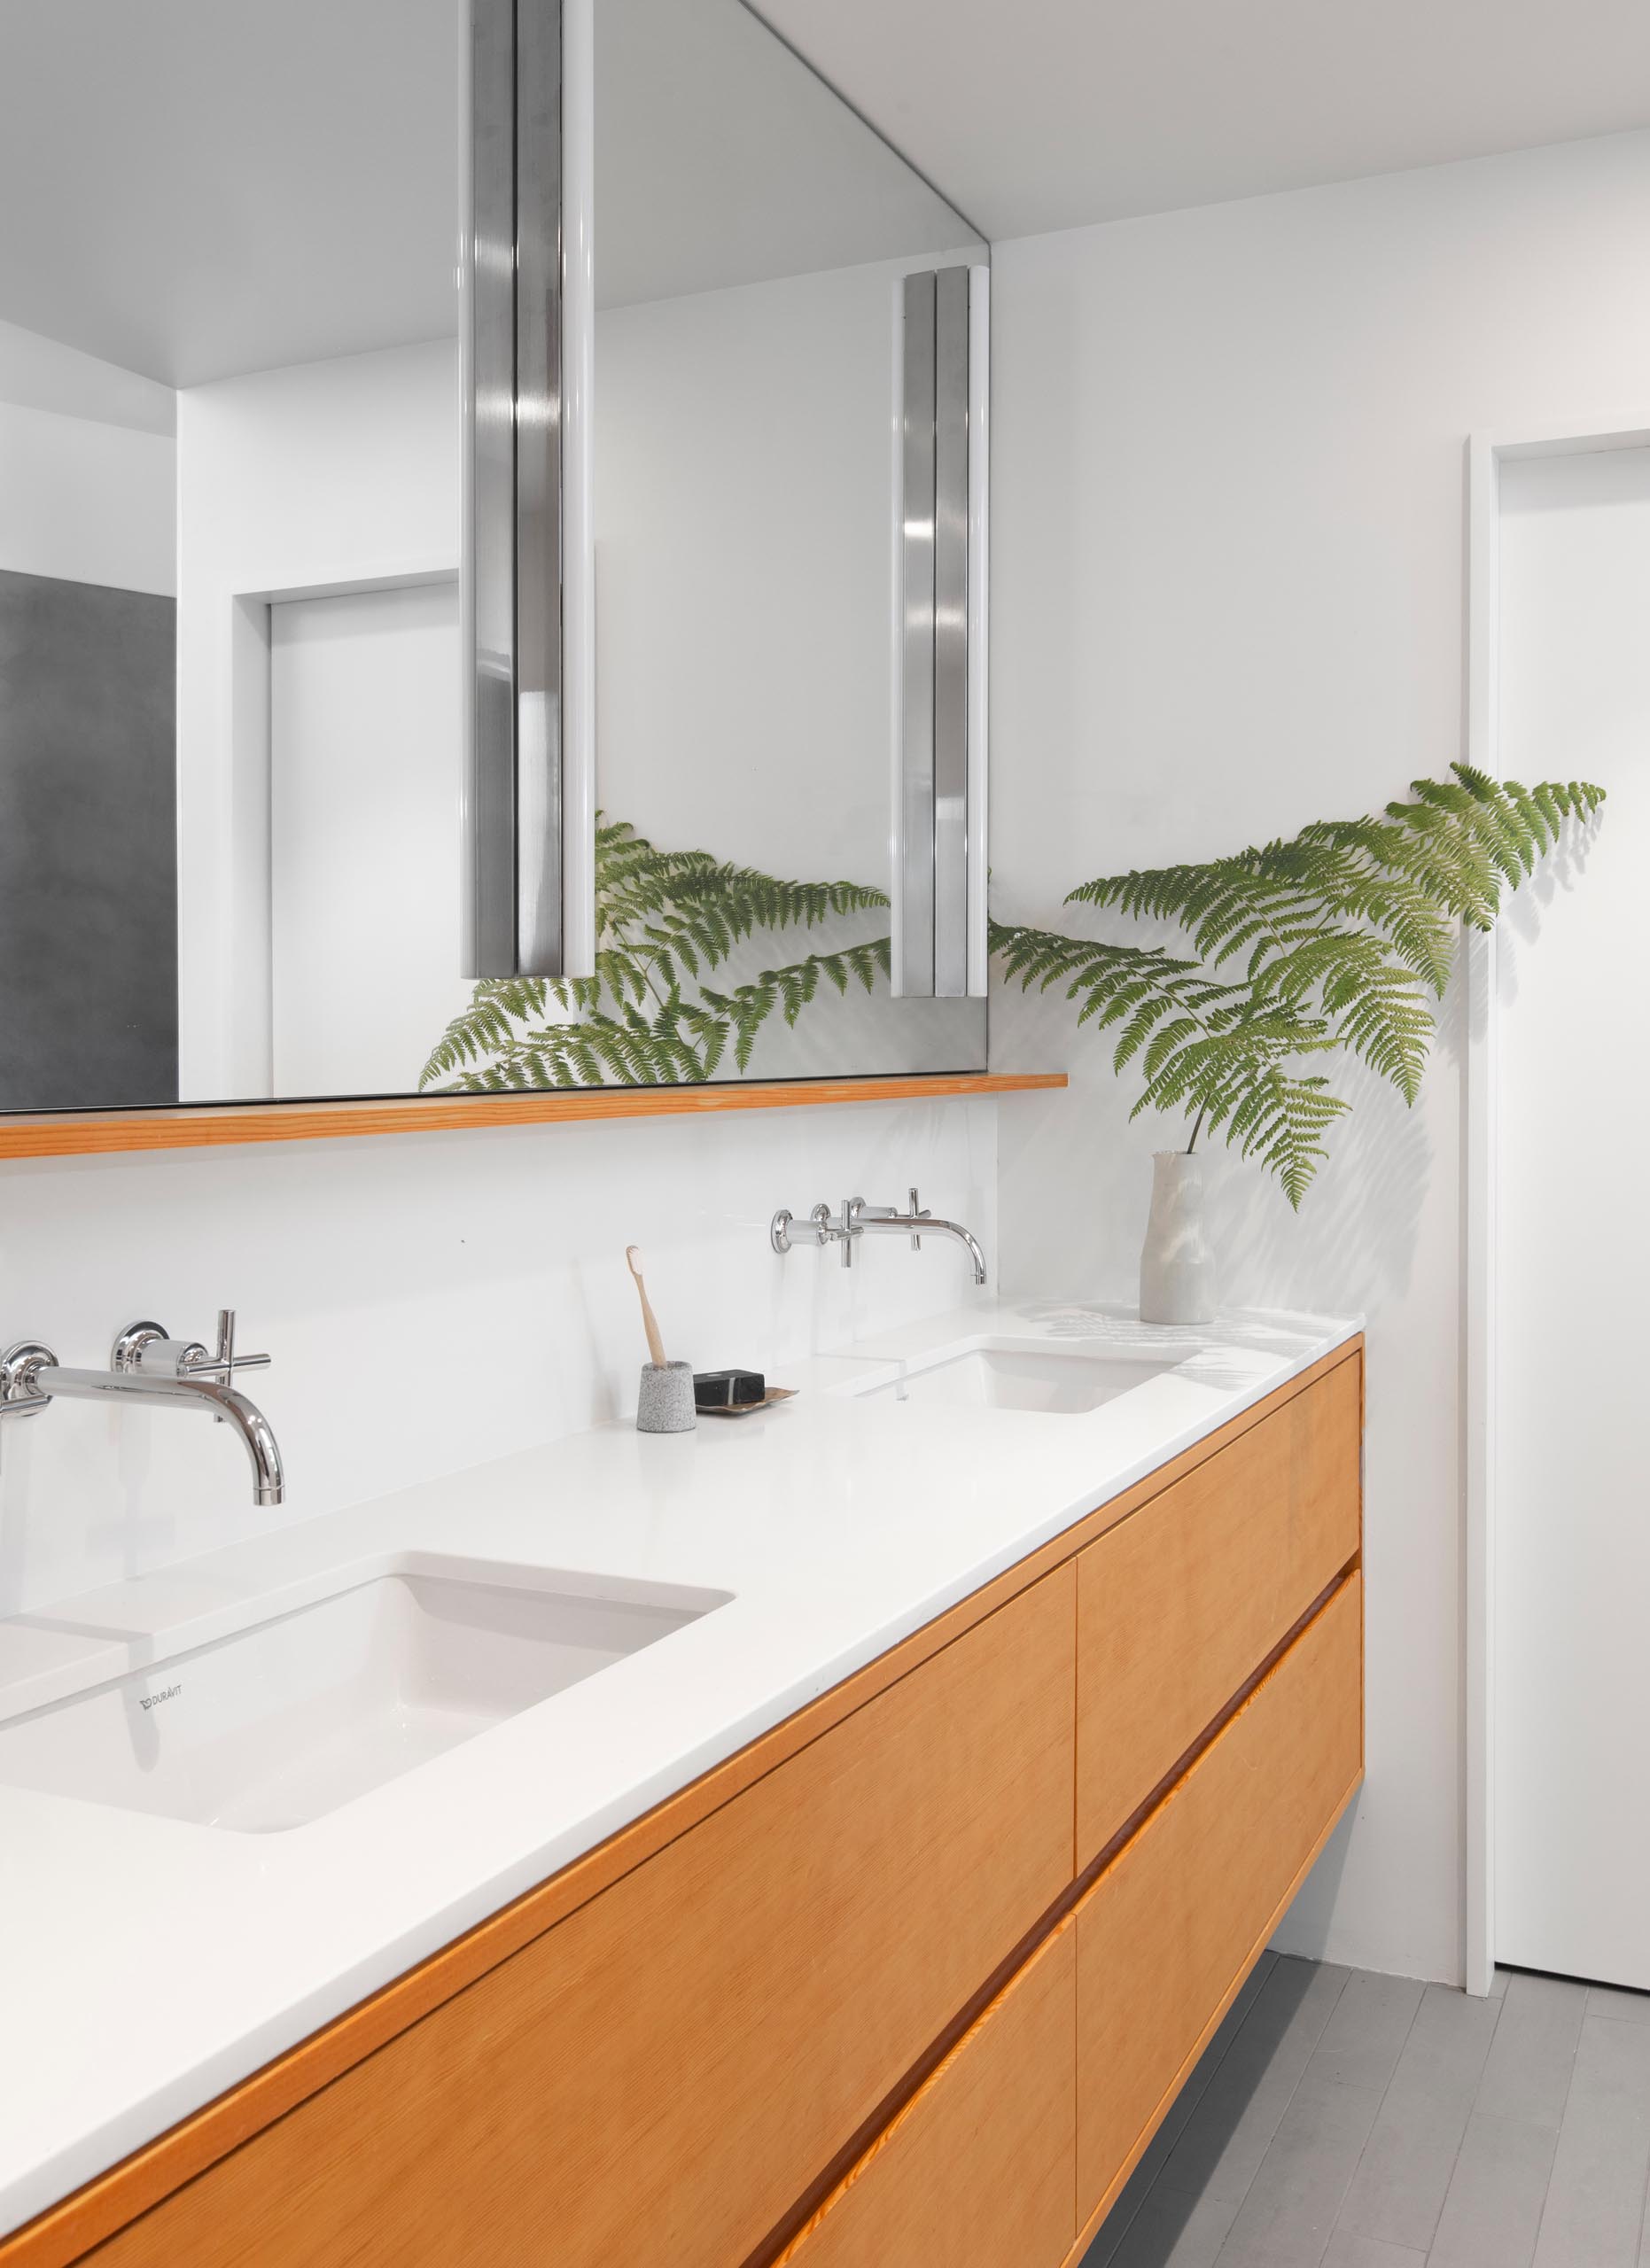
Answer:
(0, 1556, 730, 1834)
(856, 1342, 1184, 1414)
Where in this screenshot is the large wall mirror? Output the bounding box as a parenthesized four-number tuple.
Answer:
(0, 0, 988, 1116)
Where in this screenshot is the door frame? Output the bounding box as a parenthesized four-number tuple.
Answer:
(1463, 411, 1650, 1996)
(190, 556, 458, 1101)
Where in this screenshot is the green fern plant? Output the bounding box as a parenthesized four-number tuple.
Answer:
(993, 765, 1605, 1207)
(421, 816, 891, 1091)
(424, 770, 1603, 1205)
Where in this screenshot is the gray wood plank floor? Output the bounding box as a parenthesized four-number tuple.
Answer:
(1082, 1957, 1650, 2268)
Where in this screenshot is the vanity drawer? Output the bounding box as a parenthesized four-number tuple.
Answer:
(1075, 1571, 1363, 2224)
(82, 1565, 1077, 2268)
(1077, 1349, 1361, 1860)
(775, 1916, 1077, 2268)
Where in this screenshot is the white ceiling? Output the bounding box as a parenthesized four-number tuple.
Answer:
(0, 0, 462, 389)
(12, 0, 1629, 389)
(599, 0, 978, 310)
(0, 0, 977, 392)
(749, 0, 1650, 241)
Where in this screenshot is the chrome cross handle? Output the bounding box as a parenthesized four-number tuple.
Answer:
(113, 1311, 272, 1395)
(842, 1191, 932, 1260)
(907, 1187, 930, 1251)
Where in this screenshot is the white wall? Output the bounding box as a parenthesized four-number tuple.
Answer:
(989, 128, 1650, 1984)
(175, 339, 457, 1100)
(0, 320, 174, 593)
(0, 1098, 995, 1618)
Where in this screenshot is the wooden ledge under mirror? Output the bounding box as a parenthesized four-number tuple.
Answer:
(0, 1075, 1067, 1162)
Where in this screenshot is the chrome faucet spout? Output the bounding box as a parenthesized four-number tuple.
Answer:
(856, 1209, 989, 1285)
(32, 1366, 286, 1507)
(0, 1312, 285, 1508)
(930, 1219, 989, 1287)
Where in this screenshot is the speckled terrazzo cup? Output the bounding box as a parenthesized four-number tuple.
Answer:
(637, 1360, 697, 1433)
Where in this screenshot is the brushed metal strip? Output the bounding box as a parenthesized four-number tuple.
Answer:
(899, 269, 937, 998)
(463, 0, 518, 977)
(559, 0, 596, 979)
(965, 263, 990, 997)
(515, 0, 565, 974)
(932, 264, 970, 998)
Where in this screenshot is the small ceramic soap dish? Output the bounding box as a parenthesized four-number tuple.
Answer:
(694, 1367, 764, 1408)
(694, 1369, 797, 1420)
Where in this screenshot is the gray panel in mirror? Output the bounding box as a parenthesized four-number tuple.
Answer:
(0, 571, 177, 1109)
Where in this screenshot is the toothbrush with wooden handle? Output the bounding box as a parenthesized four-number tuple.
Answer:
(625, 1246, 668, 1369)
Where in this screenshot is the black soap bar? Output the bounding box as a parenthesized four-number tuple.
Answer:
(694, 1367, 766, 1409)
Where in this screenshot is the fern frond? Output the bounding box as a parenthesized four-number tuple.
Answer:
(991, 921, 1242, 1084)
(1010, 763, 1602, 1202)
(424, 766, 1601, 1206)
(424, 810, 895, 1091)
(1218, 1068, 1350, 1208)
(419, 978, 549, 1088)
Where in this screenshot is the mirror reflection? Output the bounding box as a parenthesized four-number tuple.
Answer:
(0, 0, 987, 1115)
(579, 0, 990, 1087)
(0, 0, 466, 1113)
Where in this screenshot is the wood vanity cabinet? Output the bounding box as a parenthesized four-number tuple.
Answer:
(774, 1916, 1080, 2268)
(5, 1340, 1363, 2268)
(1074, 1575, 1363, 2228)
(1076, 1348, 1362, 1860)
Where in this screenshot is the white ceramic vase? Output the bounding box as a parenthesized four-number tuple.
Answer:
(1139, 1150, 1217, 1326)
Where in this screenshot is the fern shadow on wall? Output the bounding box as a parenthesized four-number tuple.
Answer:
(1490, 787, 1603, 1045)
(1208, 1046, 1437, 1311)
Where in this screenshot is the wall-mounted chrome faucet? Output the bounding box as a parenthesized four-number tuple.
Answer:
(770, 1190, 987, 1286)
(0, 1310, 285, 1507)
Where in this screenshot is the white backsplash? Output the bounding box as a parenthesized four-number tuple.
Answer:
(0, 1098, 997, 1616)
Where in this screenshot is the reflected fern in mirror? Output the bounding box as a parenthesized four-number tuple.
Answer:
(992, 765, 1605, 1207)
(423, 819, 891, 1090)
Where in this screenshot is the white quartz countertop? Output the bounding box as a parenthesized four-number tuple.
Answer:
(0, 1301, 1359, 2238)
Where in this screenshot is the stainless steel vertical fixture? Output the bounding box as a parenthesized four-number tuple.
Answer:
(462, 0, 592, 980)
(513, 0, 565, 975)
(899, 271, 938, 996)
(895, 263, 989, 1001)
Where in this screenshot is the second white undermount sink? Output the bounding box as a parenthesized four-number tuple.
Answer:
(859, 1343, 1183, 1414)
(0, 1556, 730, 1835)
